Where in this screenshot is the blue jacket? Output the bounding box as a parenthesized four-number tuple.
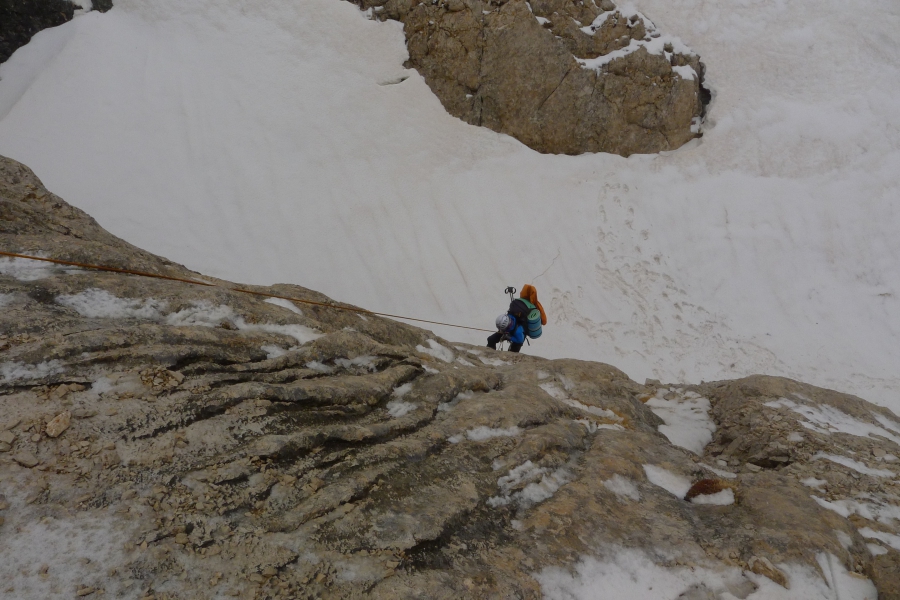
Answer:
(505, 315, 525, 344)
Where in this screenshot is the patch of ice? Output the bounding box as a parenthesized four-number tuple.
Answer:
(690, 489, 734, 506)
(488, 460, 571, 508)
(261, 344, 287, 359)
(867, 543, 888, 556)
(603, 474, 641, 502)
(672, 65, 696, 80)
(356, 313, 368, 321)
(416, 339, 454, 363)
(596, 423, 626, 431)
(577, 33, 694, 72)
(811, 495, 900, 526)
(89, 373, 144, 397)
(813, 452, 895, 477)
(858, 527, 900, 551)
(0, 508, 140, 600)
(456, 356, 475, 367)
(536, 370, 549, 380)
(539, 382, 567, 400)
(465, 426, 523, 441)
(423, 365, 440, 374)
(835, 530, 854, 549)
(164, 301, 235, 327)
(242, 322, 322, 345)
(391, 382, 413, 398)
(165, 301, 322, 344)
(386, 400, 417, 418)
(576, 419, 598, 433)
(699, 463, 737, 480)
(873, 412, 900, 436)
(645, 388, 715, 454)
(541, 383, 623, 424)
(438, 390, 472, 412)
(788, 432, 804, 442)
(0, 253, 63, 281)
(570, 399, 621, 421)
(0, 360, 64, 383)
(305, 361, 334, 374)
(537, 547, 877, 600)
(264, 297, 303, 315)
(643, 464, 691, 499)
(0, 292, 15, 308)
(801, 477, 827, 489)
(766, 398, 900, 446)
(335, 355, 378, 372)
(450, 425, 523, 445)
(57, 288, 167, 319)
(479, 355, 509, 366)
(579, 11, 611, 35)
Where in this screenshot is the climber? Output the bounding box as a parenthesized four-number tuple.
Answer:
(487, 313, 526, 353)
(487, 284, 548, 353)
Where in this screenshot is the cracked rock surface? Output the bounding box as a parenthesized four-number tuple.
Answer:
(354, 0, 708, 156)
(2, 154, 899, 599)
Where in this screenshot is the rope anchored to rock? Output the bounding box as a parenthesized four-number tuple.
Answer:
(0, 251, 493, 333)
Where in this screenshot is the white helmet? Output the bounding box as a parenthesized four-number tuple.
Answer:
(495, 314, 511, 331)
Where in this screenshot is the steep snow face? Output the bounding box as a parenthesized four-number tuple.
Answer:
(0, 0, 898, 410)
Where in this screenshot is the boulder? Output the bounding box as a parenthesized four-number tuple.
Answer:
(355, 0, 708, 155)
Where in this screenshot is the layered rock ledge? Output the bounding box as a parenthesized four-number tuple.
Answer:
(1, 154, 899, 599)
(354, 0, 709, 155)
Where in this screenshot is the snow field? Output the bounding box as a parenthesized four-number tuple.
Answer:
(0, 0, 897, 411)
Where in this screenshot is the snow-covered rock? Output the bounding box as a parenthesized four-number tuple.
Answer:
(356, 0, 707, 155)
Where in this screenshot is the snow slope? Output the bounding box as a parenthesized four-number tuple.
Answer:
(0, 0, 898, 412)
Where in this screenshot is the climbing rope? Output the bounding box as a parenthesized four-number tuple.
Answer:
(0, 251, 493, 333)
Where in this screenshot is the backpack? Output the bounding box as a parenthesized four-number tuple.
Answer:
(508, 298, 542, 339)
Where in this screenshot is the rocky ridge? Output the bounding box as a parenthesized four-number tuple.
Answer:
(354, 0, 708, 155)
(1, 153, 899, 599)
(0, 0, 112, 66)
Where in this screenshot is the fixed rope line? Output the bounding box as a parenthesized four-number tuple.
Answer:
(0, 251, 493, 333)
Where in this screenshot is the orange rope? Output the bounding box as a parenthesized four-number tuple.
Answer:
(0, 251, 493, 333)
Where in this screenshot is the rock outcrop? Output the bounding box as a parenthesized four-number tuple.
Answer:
(354, 0, 708, 156)
(0, 0, 112, 66)
(2, 153, 899, 599)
